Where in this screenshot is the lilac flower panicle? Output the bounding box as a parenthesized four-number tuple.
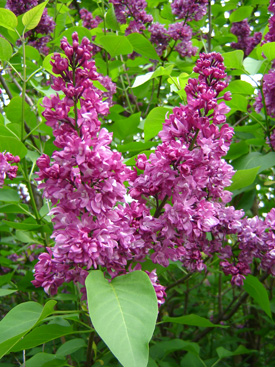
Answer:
(80, 9, 102, 29)
(254, 68, 275, 118)
(230, 20, 262, 57)
(0, 152, 20, 188)
(171, 0, 208, 21)
(32, 33, 165, 303)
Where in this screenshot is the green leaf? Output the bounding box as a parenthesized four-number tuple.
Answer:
(86, 270, 158, 367)
(225, 141, 249, 160)
(96, 35, 133, 57)
(56, 338, 86, 357)
(229, 6, 253, 22)
(150, 339, 200, 359)
(226, 94, 248, 112)
(224, 80, 254, 95)
(132, 65, 174, 88)
(244, 275, 272, 319)
(22, 1, 48, 31)
(11, 324, 74, 352)
(0, 289, 17, 297)
(127, 33, 160, 60)
(233, 152, 275, 173)
(144, 107, 170, 141)
(0, 189, 20, 202)
(243, 57, 264, 74)
(162, 314, 228, 328)
(0, 136, 27, 158)
(0, 8, 17, 31)
(222, 50, 244, 70)
(216, 345, 257, 359)
(228, 166, 260, 191)
(261, 42, 275, 61)
(3, 220, 42, 230)
(25, 353, 66, 367)
(108, 113, 141, 142)
(180, 352, 205, 367)
(105, 4, 120, 30)
(5, 96, 37, 129)
(0, 300, 56, 358)
(0, 38, 12, 61)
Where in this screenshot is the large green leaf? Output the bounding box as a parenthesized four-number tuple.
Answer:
(11, 324, 74, 352)
(180, 352, 205, 367)
(162, 314, 227, 328)
(86, 270, 158, 367)
(56, 338, 86, 357)
(144, 107, 170, 141)
(0, 8, 17, 31)
(0, 300, 56, 358)
(261, 42, 275, 61)
(233, 152, 275, 173)
(96, 35, 133, 57)
(108, 113, 141, 142)
(229, 6, 253, 22)
(222, 50, 244, 70)
(224, 80, 254, 95)
(216, 345, 257, 359)
(0, 136, 27, 158)
(22, 1, 48, 31)
(244, 275, 272, 319)
(127, 33, 160, 60)
(0, 289, 17, 297)
(225, 141, 249, 161)
(105, 4, 120, 31)
(132, 65, 174, 88)
(25, 353, 66, 367)
(150, 339, 200, 359)
(0, 38, 12, 61)
(228, 166, 260, 191)
(0, 189, 20, 202)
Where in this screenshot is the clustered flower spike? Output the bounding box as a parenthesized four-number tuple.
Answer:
(171, 0, 208, 21)
(80, 9, 103, 29)
(0, 152, 20, 188)
(265, 0, 275, 43)
(129, 52, 275, 287)
(32, 33, 164, 303)
(109, 0, 153, 34)
(149, 22, 197, 57)
(230, 19, 262, 57)
(6, 0, 55, 55)
(33, 37, 275, 303)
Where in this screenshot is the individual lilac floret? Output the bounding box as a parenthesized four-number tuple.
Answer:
(171, 0, 208, 21)
(230, 20, 262, 57)
(0, 152, 20, 188)
(80, 9, 102, 29)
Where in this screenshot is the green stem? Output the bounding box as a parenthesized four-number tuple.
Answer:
(154, 194, 169, 218)
(207, 0, 212, 53)
(21, 36, 27, 142)
(189, 128, 199, 151)
(21, 159, 41, 223)
(120, 73, 134, 114)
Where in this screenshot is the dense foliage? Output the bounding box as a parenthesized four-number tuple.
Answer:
(0, 0, 275, 366)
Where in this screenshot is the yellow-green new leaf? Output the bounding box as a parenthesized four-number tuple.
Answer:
(22, 1, 48, 31)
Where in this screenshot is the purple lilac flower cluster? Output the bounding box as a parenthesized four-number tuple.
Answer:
(32, 33, 165, 303)
(6, 1, 55, 55)
(171, 0, 208, 21)
(0, 152, 20, 188)
(265, 0, 275, 43)
(230, 20, 262, 57)
(149, 21, 197, 57)
(80, 9, 102, 30)
(129, 53, 275, 286)
(109, 0, 153, 35)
